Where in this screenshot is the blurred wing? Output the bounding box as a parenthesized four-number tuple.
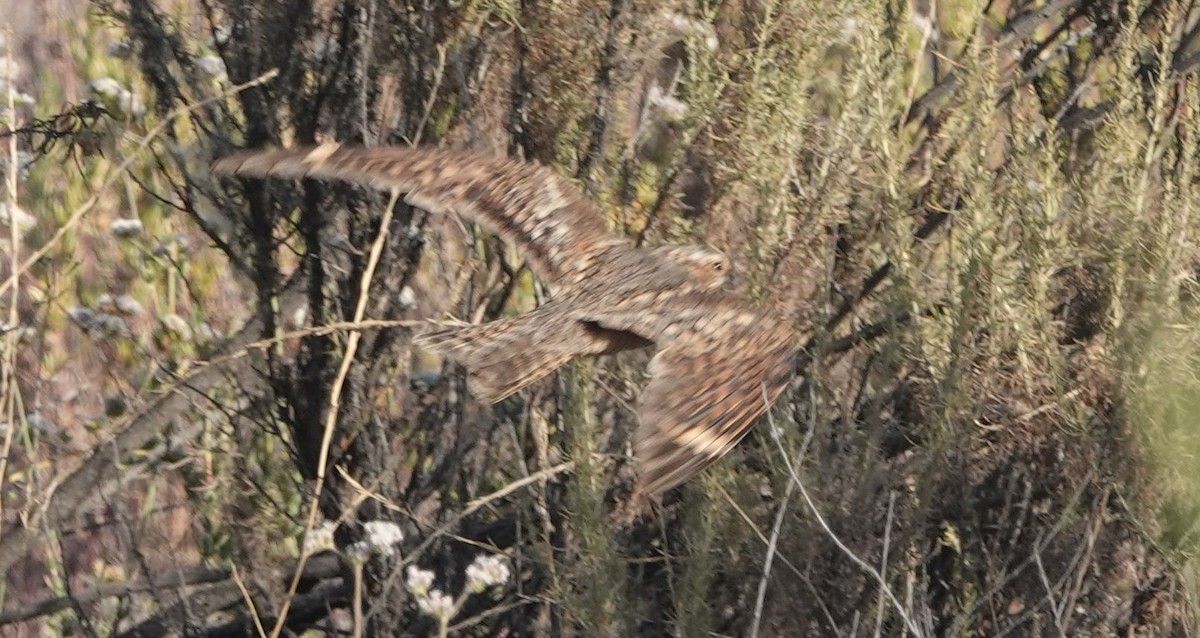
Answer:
(212, 144, 615, 288)
(586, 294, 795, 494)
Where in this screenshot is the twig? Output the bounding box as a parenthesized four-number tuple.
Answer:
(0, 281, 302, 576)
(0, 69, 279, 299)
(874, 491, 897, 638)
(902, 0, 1084, 126)
(269, 185, 401, 638)
(0, 555, 344, 628)
(403, 462, 574, 565)
(951, 471, 1095, 637)
(231, 566, 269, 638)
(0, 26, 21, 556)
(411, 44, 449, 147)
(764, 394, 922, 637)
(749, 473, 795, 638)
(0, 564, 230, 624)
(446, 599, 533, 633)
(352, 561, 364, 638)
(1033, 547, 1069, 638)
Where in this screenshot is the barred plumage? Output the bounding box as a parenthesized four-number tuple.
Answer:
(213, 143, 795, 494)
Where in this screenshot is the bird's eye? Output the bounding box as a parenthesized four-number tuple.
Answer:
(712, 261, 724, 271)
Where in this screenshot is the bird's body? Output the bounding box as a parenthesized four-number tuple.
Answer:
(213, 143, 794, 494)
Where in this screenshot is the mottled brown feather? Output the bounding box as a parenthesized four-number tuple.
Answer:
(212, 144, 796, 494)
(578, 292, 795, 493)
(212, 144, 616, 293)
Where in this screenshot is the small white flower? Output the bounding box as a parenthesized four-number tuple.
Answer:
(7, 90, 34, 107)
(67, 306, 97, 329)
(362, 520, 404, 557)
(25, 412, 54, 435)
(464, 554, 511, 593)
(110, 218, 144, 238)
(346, 541, 371, 563)
(398, 286, 416, 309)
(88, 78, 145, 119)
(662, 12, 718, 51)
(107, 39, 134, 59)
(160, 313, 193, 340)
(841, 17, 860, 39)
(303, 521, 337, 555)
(0, 203, 34, 238)
(95, 313, 130, 338)
(206, 24, 232, 48)
(87, 77, 124, 101)
(116, 89, 146, 118)
(286, 304, 308, 330)
(196, 55, 227, 82)
(114, 295, 144, 316)
(416, 589, 455, 620)
(647, 85, 688, 123)
(405, 565, 435, 596)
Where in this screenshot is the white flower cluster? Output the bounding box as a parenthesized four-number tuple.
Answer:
(0, 150, 33, 183)
(662, 12, 719, 52)
(0, 78, 35, 109)
(0, 202, 34, 240)
(0, 36, 34, 110)
(417, 589, 456, 620)
(196, 56, 228, 83)
(303, 520, 338, 555)
(405, 565, 454, 622)
(67, 306, 130, 338)
(110, 217, 144, 238)
(97, 293, 144, 317)
(406, 554, 512, 624)
(348, 520, 405, 560)
(405, 565, 435, 596)
(363, 520, 405, 555)
(647, 84, 688, 123)
(465, 554, 511, 593)
(106, 39, 134, 60)
(87, 77, 146, 119)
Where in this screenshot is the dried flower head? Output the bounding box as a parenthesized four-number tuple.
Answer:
(362, 520, 404, 557)
(416, 589, 455, 621)
(110, 218, 144, 238)
(303, 521, 337, 555)
(465, 554, 511, 593)
(405, 565, 435, 597)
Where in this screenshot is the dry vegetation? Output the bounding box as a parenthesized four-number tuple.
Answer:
(2, 0, 1200, 636)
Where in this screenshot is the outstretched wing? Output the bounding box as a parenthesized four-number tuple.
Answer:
(583, 293, 796, 494)
(212, 144, 616, 289)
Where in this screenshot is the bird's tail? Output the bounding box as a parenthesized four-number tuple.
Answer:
(413, 313, 578, 403)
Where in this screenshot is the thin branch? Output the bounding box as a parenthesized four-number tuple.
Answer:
(764, 397, 922, 637)
(271, 185, 401, 638)
(0, 69, 279, 299)
(749, 474, 795, 638)
(874, 491, 897, 638)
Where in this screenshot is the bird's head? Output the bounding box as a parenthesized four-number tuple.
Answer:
(655, 244, 732, 291)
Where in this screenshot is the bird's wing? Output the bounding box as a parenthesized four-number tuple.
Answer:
(212, 144, 615, 288)
(583, 294, 795, 494)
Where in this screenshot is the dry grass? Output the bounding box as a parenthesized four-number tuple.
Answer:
(1, 0, 1200, 636)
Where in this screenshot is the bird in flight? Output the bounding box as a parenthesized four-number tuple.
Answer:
(213, 143, 795, 494)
